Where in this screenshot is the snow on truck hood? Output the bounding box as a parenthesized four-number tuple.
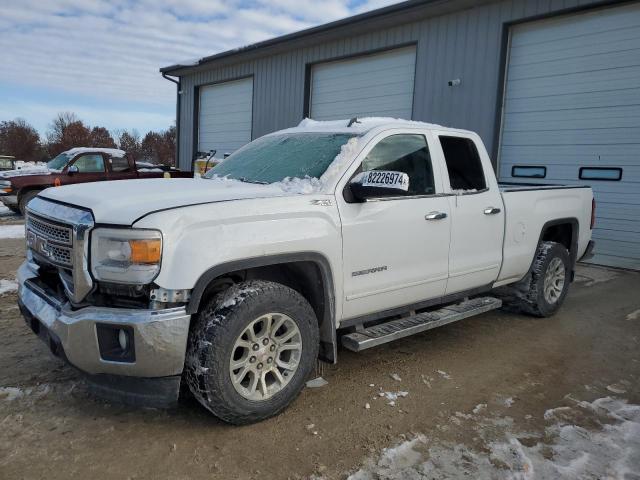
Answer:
(38, 177, 321, 225)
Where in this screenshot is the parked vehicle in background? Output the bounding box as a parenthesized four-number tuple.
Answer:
(0, 147, 191, 214)
(17, 118, 595, 424)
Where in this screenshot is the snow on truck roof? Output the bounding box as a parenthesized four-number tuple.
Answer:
(64, 147, 125, 157)
(275, 117, 473, 136)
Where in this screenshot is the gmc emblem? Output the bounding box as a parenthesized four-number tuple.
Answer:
(27, 231, 51, 258)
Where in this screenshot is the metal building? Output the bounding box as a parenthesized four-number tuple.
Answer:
(161, 0, 640, 270)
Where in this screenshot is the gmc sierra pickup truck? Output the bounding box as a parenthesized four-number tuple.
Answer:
(0, 147, 190, 214)
(17, 118, 595, 424)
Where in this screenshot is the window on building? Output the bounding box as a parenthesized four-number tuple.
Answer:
(579, 167, 622, 181)
(512, 165, 547, 178)
(73, 154, 105, 173)
(361, 134, 435, 196)
(439, 136, 486, 192)
(109, 156, 130, 172)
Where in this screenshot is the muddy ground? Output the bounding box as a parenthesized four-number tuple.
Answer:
(1, 211, 639, 479)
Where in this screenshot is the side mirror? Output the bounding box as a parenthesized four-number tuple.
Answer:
(349, 170, 409, 201)
(68, 165, 79, 175)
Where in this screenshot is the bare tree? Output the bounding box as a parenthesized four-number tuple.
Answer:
(89, 127, 116, 148)
(46, 113, 91, 157)
(0, 118, 45, 162)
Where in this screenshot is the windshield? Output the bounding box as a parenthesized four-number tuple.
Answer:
(47, 152, 72, 170)
(204, 133, 356, 184)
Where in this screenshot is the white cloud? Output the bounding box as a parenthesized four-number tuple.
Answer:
(0, 0, 403, 134)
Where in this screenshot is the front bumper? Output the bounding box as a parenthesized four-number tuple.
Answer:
(17, 261, 192, 407)
(0, 194, 18, 207)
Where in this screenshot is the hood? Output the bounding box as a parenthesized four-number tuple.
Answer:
(38, 177, 312, 224)
(0, 167, 52, 178)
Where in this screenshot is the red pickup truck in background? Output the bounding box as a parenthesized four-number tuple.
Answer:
(0, 147, 191, 214)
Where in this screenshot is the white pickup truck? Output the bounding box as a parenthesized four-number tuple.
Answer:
(18, 118, 595, 424)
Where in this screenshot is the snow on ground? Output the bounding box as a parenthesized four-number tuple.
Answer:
(347, 396, 640, 479)
(0, 224, 24, 239)
(0, 279, 18, 295)
(627, 309, 640, 321)
(0, 385, 51, 402)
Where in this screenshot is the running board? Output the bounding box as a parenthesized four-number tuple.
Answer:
(341, 297, 502, 352)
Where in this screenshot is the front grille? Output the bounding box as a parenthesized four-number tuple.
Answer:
(27, 215, 72, 246)
(26, 213, 74, 268)
(26, 197, 94, 304)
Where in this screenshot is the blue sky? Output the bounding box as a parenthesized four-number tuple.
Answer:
(0, 0, 399, 139)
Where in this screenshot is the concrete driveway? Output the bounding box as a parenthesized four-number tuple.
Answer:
(1, 210, 638, 479)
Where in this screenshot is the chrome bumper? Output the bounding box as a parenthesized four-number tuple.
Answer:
(17, 261, 191, 378)
(0, 195, 17, 206)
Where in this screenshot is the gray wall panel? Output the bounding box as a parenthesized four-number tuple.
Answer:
(175, 0, 613, 171)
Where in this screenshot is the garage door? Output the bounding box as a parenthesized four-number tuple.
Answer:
(198, 77, 253, 156)
(310, 46, 416, 121)
(498, 3, 640, 270)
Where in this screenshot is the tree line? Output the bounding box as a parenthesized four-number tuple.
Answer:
(0, 112, 176, 166)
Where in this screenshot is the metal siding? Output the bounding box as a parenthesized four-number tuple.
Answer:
(499, 2, 640, 269)
(176, 0, 609, 171)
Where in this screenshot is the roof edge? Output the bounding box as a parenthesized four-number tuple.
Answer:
(160, 0, 441, 74)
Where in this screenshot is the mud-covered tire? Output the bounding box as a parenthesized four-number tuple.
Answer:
(496, 241, 571, 318)
(184, 280, 319, 425)
(19, 190, 39, 216)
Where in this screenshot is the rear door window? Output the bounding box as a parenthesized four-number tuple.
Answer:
(439, 136, 486, 192)
(109, 156, 130, 172)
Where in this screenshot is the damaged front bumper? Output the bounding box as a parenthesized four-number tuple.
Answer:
(17, 261, 191, 407)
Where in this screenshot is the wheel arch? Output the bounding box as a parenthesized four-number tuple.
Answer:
(187, 252, 337, 363)
(536, 217, 579, 275)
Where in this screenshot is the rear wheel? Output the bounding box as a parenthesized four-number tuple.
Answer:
(185, 280, 319, 424)
(496, 241, 571, 317)
(19, 190, 39, 216)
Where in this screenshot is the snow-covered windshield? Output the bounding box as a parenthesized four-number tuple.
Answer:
(47, 152, 72, 171)
(204, 133, 357, 184)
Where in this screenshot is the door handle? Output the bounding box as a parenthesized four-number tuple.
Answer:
(425, 211, 447, 220)
(484, 207, 501, 215)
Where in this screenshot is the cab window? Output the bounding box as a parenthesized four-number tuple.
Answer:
(361, 134, 435, 196)
(439, 136, 486, 192)
(73, 154, 105, 173)
(109, 156, 130, 172)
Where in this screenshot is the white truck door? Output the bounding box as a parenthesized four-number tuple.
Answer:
(338, 132, 451, 321)
(434, 133, 504, 295)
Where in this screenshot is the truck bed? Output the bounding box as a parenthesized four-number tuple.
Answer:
(498, 182, 591, 193)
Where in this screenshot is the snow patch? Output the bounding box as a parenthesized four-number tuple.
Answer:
(348, 397, 640, 479)
(0, 279, 18, 295)
(0, 384, 51, 401)
(436, 370, 451, 380)
(473, 403, 487, 414)
(627, 309, 640, 321)
(0, 224, 24, 239)
(65, 147, 125, 157)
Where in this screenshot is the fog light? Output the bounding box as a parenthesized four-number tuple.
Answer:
(96, 324, 135, 363)
(118, 329, 129, 350)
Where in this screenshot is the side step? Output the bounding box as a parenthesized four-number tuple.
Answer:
(341, 296, 502, 352)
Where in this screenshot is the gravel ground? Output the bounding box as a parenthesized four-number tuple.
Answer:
(0, 212, 639, 479)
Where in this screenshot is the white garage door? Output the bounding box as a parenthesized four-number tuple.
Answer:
(310, 46, 416, 121)
(198, 77, 253, 156)
(498, 3, 640, 270)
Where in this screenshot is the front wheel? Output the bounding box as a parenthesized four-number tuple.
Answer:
(19, 190, 39, 216)
(185, 280, 319, 424)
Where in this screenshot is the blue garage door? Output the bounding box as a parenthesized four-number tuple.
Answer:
(499, 3, 640, 270)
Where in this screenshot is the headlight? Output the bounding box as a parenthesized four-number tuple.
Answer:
(91, 228, 162, 284)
